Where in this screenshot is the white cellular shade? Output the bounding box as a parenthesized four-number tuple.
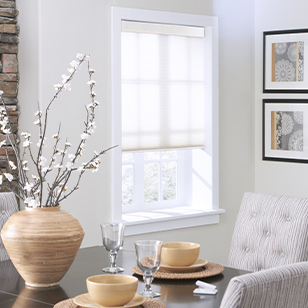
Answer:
(121, 21, 205, 152)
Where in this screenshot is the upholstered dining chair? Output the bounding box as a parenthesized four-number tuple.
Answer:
(0, 192, 18, 261)
(228, 192, 308, 272)
(220, 261, 308, 308)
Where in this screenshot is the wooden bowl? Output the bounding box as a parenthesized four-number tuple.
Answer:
(86, 274, 138, 307)
(161, 242, 200, 266)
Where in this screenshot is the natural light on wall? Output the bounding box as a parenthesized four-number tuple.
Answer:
(121, 21, 205, 151)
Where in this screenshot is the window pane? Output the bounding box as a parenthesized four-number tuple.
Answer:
(162, 162, 177, 200)
(122, 165, 134, 206)
(144, 152, 160, 161)
(144, 163, 159, 203)
(162, 151, 177, 159)
(122, 153, 134, 163)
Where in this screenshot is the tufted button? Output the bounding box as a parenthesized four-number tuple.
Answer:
(252, 212, 257, 218)
(245, 247, 250, 252)
(265, 231, 270, 237)
(280, 252, 285, 258)
(286, 216, 292, 222)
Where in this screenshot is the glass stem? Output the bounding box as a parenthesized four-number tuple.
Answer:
(143, 274, 153, 292)
(109, 251, 117, 269)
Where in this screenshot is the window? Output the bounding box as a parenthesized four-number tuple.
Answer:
(122, 150, 190, 213)
(112, 7, 223, 235)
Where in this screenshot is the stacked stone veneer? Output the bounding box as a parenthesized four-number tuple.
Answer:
(0, 0, 19, 192)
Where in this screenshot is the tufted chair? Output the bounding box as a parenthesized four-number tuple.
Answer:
(0, 192, 18, 261)
(220, 261, 308, 308)
(228, 192, 308, 272)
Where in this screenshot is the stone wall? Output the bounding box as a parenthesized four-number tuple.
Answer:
(0, 0, 18, 192)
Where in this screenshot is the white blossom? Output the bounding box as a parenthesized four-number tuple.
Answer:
(9, 161, 17, 170)
(0, 175, 2, 185)
(35, 110, 42, 117)
(34, 119, 40, 125)
(90, 90, 96, 98)
(70, 60, 79, 69)
(65, 142, 71, 147)
(0, 90, 3, 96)
(21, 132, 31, 139)
(4, 173, 13, 182)
(22, 160, 29, 171)
(63, 83, 71, 91)
(39, 156, 47, 166)
(61, 74, 70, 84)
(23, 140, 30, 148)
(29, 199, 39, 208)
(76, 53, 84, 60)
(37, 137, 46, 148)
(87, 80, 96, 86)
(0, 140, 6, 147)
(42, 166, 51, 173)
(87, 121, 96, 134)
(52, 134, 58, 139)
(54, 84, 62, 91)
(89, 68, 95, 74)
(68, 153, 75, 161)
(81, 133, 89, 140)
(2, 128, 11, 134)
(24, 182, 33, 192)
(24, 197, 33, 205)
(65, 161, 73, 170)
(77, 166, 84, 173)
(67, 68, 74, 74)
(54, 164, 63, 170)
(32, 175, 40, 182)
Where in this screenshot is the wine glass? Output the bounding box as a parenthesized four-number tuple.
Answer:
(135, 240, 163, 298)
(100, 222, 125, 273)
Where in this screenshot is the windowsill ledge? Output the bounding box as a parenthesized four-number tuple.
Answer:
(122, 207, 225, 236)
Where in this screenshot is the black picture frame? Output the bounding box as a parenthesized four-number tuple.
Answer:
(263, 28, 308, 93)
(263, 99, 308, 163)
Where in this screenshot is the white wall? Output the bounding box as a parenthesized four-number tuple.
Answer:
(255, 0, 308, 197)
(17, 0, 255, 266)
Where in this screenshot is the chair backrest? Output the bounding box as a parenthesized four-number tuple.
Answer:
(220, 261, 308, 308)
(0, 192, 18, 261)
(228, 192, 308, 272)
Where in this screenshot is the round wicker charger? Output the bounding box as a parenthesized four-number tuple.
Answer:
(132, 262, 224, 279)
(53, 297, 166, 308)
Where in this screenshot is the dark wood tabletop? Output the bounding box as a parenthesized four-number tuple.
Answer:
(0, 246, 248, 307)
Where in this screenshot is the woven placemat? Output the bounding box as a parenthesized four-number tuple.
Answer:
(53, 297, 166, 308)
(132, 262, 224, 279)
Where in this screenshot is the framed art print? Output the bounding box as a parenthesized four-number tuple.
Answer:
(263, 99, 308, 163)
(263, 29, 308, 93)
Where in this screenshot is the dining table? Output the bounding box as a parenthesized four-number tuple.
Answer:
(0, 246, 248, 308)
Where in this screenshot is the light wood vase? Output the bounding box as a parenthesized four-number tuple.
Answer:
(0, 206, 84, 288)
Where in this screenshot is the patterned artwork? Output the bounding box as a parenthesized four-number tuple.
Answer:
(271, 111, 303, 151)
(272, 41, 304, 82)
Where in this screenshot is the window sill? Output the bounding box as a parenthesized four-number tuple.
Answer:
(122, 207, 225, 236)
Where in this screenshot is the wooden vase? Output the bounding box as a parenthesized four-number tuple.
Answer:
(0, 206, 84, 288)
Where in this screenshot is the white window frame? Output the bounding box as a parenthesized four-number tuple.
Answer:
(122, 150, 190, 213)
(111, 7, 223, 235)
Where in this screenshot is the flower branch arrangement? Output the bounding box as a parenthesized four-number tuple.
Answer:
(0, 53, 116, 207)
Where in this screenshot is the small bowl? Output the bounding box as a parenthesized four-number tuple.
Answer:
(86, 274, 138, 307)
(161, 242, 200, 266)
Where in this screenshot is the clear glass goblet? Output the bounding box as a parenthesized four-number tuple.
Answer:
(100, 222, 125, 273)
(135, 240, 163, 298)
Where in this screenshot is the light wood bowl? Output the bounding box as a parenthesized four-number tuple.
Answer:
(161, 242, 200, 266)
(86, 274, 138, 307)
